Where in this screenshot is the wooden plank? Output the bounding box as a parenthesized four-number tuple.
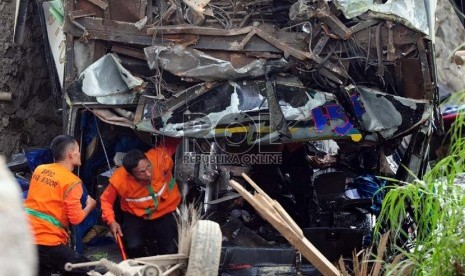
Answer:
(229, 180, 341, 276)
(254, 194, 287, 227)
(242, 172, 304, 238)
(229, 180, 272, 225)
(241, 173, 272, 202)
(241, 172, 305, 238)
(272, 199, 304, 239)
(254, 194, 304, 239)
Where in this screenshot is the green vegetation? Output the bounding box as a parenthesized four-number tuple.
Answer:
(374, 92, 465, 275)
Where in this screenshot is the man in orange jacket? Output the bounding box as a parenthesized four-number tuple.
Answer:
(100, 138, 181, 258)
(25, 135, 97, 275)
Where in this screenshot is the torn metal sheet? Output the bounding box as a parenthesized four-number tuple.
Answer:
(79, 53, 143, 104)
(333, 0, 436, 36)
(353, 86, 432, 139)
(144, 45, 289, 81)
(136, 77, 432, 144)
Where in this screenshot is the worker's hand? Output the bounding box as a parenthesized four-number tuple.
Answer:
(110, 221, 123, 237)
(85, 195, 97, 211)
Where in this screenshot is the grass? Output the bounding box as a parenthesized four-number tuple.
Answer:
(338, 232, 392, 276)
(370, 91, 465, 275)
(176, 203, 200, 256)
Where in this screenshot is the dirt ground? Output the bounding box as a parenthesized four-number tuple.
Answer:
(0, 0, 464, 159)
(0, 0, 61, 158)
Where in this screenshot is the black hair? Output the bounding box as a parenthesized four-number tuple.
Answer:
(50, 135, 77, 161)
(122, 149, 147, 174)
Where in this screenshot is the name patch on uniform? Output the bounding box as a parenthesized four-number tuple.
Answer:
(32, 169, 58, 188)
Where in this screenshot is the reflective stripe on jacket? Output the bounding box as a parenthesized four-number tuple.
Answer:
(25, 208, 65, 229)
(107, 147, 181, 220)
(24, 163, 82, 245)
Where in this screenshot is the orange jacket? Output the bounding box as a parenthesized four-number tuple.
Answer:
(101, 142, 181, 224)
(25, 163, 87, 246)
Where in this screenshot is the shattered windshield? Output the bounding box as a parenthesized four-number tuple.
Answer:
(54, 0, 437, 145)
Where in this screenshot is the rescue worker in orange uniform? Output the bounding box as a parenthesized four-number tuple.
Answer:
(100, 138, 181, 258)
(25, 135, 97, 275)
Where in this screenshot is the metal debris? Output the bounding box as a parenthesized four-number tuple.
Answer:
(36, 0, 441, 269)
(79, 53, 144, 104)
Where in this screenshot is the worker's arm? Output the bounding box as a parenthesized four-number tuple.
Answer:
(64, 182, 97, 225)
(100, 184, 123, 236)
(100, 184, 117, 224)
(163, 137, 182, 156)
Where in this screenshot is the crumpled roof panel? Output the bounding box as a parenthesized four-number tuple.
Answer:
(54, 0, 438, 144)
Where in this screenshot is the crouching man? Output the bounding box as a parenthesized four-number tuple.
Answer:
(100, 138, 181, 258)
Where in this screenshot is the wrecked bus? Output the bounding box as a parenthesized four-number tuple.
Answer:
(31, 0, 439, 274)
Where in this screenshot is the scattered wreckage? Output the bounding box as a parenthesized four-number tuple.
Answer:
(64, 219, 223, 276)
(14, 0, 441, 274)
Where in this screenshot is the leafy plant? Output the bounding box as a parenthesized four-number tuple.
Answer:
(373, 91, 465, 275)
